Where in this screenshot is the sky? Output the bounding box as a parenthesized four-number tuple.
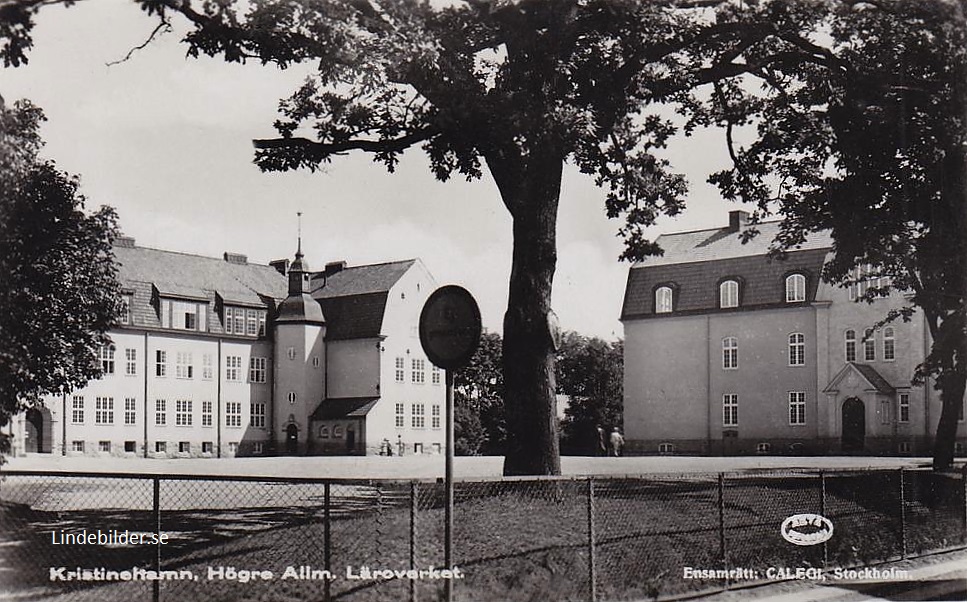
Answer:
(1, 1, 751, 341)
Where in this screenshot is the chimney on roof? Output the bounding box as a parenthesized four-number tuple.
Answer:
(325, 261, 347, 276)
(728, 210, 750, 232)
(223, 252, 248, 265)
(269, 258, 290, 275)
(115, 236, 136, 248)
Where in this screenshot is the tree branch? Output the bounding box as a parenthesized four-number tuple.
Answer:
(106, 16, 171, 66)
(252, 127, 437, 157)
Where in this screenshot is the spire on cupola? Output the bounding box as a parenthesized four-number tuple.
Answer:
(288, 211, 311, 295)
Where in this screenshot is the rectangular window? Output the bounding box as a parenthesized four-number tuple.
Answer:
(202, 400, 213, 427)
(250, 402, 266, 428)
(155, 399, 166, 426)
(788, 333, 805, 366)
(411, 403, 425, 428)
(395, 357, 405, 383)
(234, 310, 245, 335)
(202, 441, 213, 454)
(226, 402, 242, 427)
(788, 391, 806, 425)
(431, 405, 441, 429)
(395, 402, 405, 428)
(879, 399, 892, 425)
(175, 400, 193, 426)
(175, 352, 193, 379)
(72, 440, 85, 453)
(99, 440, 111, 453)
(162, 299, 205, 332)
(432, 366, 441, 385)
(125, 348, 137, 376)
(863, 329, 876, 361)
(179, 441, 190, 454)
(124, 441, 136, 453)
(155, 350, 167, 377)
(845, 330, 857, 362)
(71, 396, 84, 424)
(253, 441, 264, 454)
(120, 294, 133, 325)
(95, 397, 114, 425)
(124, 397, 136, 425)
(723, 394, 738, 427)
(249, 357, 267, 383)
(258, 313, 266, 337)
(246, 310, 259, 336)
(226, 356, 242, 381)
(722, 337, 738, 370)
(202, 353, 213, 380)
(411, 359, 426, 384)
(155, 441, 167, 454)
(899, 393, 910, 423)
(99, 344, 115, 374)
(224, 307, 234, 334)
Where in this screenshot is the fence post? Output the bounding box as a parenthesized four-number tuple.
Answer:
(899, 468, 907, 559)
(153, 477, 160, 602)
(820, 471, 828, 569)
(962, 464, 967, 544)
(587, 478, 597, 602)
(324, 482, 331, 602)
(718, 473, 728, 588)
(410, 481, 417, 602)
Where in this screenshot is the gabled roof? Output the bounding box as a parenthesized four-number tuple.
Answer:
(310, 397, 380, 420)
(823, 362, 896, 395)
(115, 245, 287, 302)
(621, 220, 833, 320)
(311, 260, 415, 298)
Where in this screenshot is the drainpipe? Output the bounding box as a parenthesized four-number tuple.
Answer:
(706, 315, 712, 454)
(143, 332, 149, 458)
(217, 339, 222, 458)
(61, 393, 67, 456)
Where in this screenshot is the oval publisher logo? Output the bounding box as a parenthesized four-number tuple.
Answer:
(781, 513, 834, 546)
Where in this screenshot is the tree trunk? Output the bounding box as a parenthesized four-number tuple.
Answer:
(933, 3, 967, 471)
(492, 154, 564, 476)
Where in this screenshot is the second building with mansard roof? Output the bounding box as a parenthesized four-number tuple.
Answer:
(13, 237, 445, 459)
(620, 210, 966, 457)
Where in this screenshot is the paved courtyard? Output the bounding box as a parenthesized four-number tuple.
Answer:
(2, 453, 934, 479)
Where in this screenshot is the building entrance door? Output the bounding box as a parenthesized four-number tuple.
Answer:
(286, 424, 299, 455)
(346, 427, 355, 453)
(842, 398, 865, 453)
(24, 407, 50, 453)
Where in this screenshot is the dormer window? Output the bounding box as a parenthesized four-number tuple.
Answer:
(655, 286, 674, 314)
(160, 299, 207, 332)
(785, 274, 806, 303)
(719, 280, 739, 309)
(224, 306, 266, 337)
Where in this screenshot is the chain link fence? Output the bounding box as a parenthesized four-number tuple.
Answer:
(1, 467, 964, 602)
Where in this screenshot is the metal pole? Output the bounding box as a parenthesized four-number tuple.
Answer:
(153, 477, 161, 602)
(718, 473, 728, 588)
(899, 468, 907, 559)
(587, 478, 597, 602)
(324, 482, 331, 602)
(820, 471, 828, 568)
(410, 481, 418, 602)
(445, 369, 454, 602)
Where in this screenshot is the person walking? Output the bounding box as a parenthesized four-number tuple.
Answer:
(609, 427, 625, 457)
(596, 425, 607, 457)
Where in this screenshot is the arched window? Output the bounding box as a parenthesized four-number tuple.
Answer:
(845, 329, 857, 362)
(883, 327, 895, 361)
(785, 274, 806, 302)
(333, 425, 343, 438)
(722, 337, 738, 369)
(720, 280, 739, 308)
(319, 426, 330, 438)
(788, 333, 805, 366)
(864, 328, 876, 361)
(655, 286, 673, 314)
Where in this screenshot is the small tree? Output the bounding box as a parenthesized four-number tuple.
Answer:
(454, 331, 506, 455)
(0, 98, 122, 458)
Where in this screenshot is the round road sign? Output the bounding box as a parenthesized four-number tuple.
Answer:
(419, 285, 482, 370)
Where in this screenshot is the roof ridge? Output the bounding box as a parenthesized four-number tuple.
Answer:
(114, 244, 276, 269)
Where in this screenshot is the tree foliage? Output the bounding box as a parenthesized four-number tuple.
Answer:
(454, 331, 506, 455)
(556, 332, 622, 456)
(683, 0, 967, 469)
(0, 98, 122, 457)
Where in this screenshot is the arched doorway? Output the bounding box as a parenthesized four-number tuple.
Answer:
(24, 407, 51, 453)
(842, 397, 865, 453)
(286, 424, 299, 455)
